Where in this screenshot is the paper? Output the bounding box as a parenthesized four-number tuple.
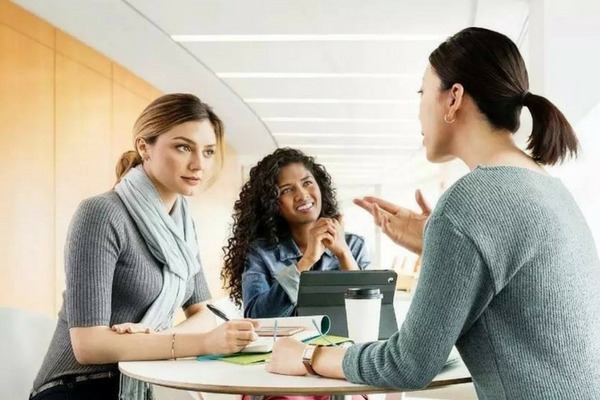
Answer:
(240, 315, 331, 353)
(203, 335, 352, 365)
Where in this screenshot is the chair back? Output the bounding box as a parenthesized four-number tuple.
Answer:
(0, 307, 56, 399)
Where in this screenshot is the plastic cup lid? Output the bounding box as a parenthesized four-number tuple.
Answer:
(344, 287, 383, 299)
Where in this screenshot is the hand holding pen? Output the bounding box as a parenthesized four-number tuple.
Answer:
(204, 303, 259, 354)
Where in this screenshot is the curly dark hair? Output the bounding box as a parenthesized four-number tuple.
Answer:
(221, 148, 340, 306)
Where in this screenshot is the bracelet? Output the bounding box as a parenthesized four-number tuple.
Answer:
(171, 333, 177, 360)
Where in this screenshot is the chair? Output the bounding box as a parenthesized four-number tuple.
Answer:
(0, 306, 203, 400)
(0, 307, 56, 399)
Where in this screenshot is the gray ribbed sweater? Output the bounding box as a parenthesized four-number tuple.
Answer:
(342, 166, 600, 399)
(32, 191, 211, 392)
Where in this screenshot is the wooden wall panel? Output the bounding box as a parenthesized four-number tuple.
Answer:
(54, 54, 113, 309)
(111, 84, 150, 169)
(1, 0, 244, 315)
(113, 63, 162, 101)
(0, 24, 55, 314)
(55, 30, 112, 79)
(192, 143, 242, 298)
(0, 0, 54, 48)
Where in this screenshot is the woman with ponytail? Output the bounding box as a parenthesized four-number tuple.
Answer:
(267, 28, 600, 400)
(31, 94, 259, 400)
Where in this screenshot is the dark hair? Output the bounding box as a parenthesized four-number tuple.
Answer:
(429, 27, 578, 165)
(221, 148, 340, 306)
(115, 93, 225, 184)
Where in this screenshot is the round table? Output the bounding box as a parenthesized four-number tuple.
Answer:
(119, 358, 471, 396)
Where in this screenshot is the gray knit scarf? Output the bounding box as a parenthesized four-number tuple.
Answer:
(115, 165, 201, 400)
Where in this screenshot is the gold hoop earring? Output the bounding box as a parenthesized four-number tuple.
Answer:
(444, 114, 455, 124)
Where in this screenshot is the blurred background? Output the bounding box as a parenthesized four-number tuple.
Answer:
(2, 1, 600, 398)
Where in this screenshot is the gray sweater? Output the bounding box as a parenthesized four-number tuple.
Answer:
(342, 166, 600, 399)
(33, 191, 211, 392)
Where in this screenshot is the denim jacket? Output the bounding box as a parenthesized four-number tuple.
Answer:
(242, 233, 370, 318)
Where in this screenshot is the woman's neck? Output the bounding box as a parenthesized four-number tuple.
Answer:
(452, 122, 543, 173)
(159, 192, 178, 213)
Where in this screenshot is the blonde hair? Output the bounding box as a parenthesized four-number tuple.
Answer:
(115, 93, 225, 184)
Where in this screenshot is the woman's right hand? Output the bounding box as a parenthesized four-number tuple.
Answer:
(202, 320, 260, 355)
(354, 190, 432, 255)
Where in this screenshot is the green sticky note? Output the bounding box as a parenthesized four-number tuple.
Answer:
(306, 335, 353, 347)
(196, 335, 352, 366)
(219, 352, 272, 365)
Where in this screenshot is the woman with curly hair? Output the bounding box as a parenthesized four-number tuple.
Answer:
(222, 147, 370, 318)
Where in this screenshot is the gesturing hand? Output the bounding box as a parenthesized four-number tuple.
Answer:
(354, 190, 432, 255)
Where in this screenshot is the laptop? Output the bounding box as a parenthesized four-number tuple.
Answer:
(296, 269, 398, 340)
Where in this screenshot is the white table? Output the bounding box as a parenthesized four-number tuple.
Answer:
(119, 358, 471, 396)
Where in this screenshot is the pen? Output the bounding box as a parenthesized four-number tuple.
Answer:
(206, 303, 230, 321)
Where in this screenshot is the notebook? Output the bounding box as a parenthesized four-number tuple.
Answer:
(214, 335, 352, 365)
(240, 314, 331, 353)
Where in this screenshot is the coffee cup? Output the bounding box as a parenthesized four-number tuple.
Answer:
(344, 287, 383, 343)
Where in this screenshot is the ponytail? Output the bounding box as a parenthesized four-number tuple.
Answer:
(524, 93, 579, 165)
(428, 28, 580, 166)
(115, 150, 142, 184)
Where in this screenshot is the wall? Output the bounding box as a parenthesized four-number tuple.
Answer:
(526, 0, 600, 254)
(550, 103, 600, 249)
(193, 143, 242, 299)
(0, 0, 241, 316)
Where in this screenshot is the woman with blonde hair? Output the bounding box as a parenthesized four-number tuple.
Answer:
(31, 93, 259, 400)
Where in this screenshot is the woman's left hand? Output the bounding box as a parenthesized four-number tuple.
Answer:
(111, 322, 153, 334)
(266, 337, 308, 376)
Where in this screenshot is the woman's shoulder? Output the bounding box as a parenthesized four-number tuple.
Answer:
(74, 191, 129, 224)
(434, 166, 562, 218)
(78, 190, 124, 210)
(344, 232, 365, 247)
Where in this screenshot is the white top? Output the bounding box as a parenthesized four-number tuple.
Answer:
(119, 358, 471, 395)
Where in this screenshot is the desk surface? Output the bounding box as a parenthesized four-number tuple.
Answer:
(119, 358, 471, 396)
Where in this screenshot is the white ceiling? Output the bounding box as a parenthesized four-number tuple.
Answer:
(14, 0, 529, 186)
